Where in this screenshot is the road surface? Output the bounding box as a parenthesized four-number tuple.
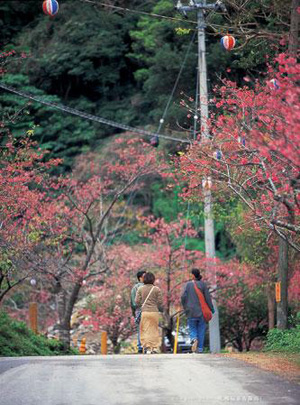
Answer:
(0, 354, 299, 405)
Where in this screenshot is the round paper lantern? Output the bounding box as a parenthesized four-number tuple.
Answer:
(30, 278, 37, 286)
(221, 35, 236, 51)
(43, 0, 59, 16)
(269, 78, 280, 90)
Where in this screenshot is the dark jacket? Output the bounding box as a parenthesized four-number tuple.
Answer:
(181, 280, 214, 319)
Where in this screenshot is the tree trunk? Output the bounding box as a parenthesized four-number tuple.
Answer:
(166, 319, 174, 351)
(266, 284, 275, 330)
(161, 312, 174, 352)
(167, 266, 171, 315)
(277, 236, 288, 329)
(58, 322, 71, 351)
(161, 328, 167, 353)
(55, 280, 82, 351)
(56, 287, 70, 350)
(56, 285, 66, 324)
(234, 337, 243, 352)
(112, 341, 121, 354)
(289, 0, 300, 55)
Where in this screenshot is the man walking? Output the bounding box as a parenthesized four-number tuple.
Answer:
(131, 270, 146, 353)
(181, 268, 214, 353)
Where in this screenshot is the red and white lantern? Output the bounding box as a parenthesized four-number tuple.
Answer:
(43, 0, 59, 16)
(221, 35, 236, 51)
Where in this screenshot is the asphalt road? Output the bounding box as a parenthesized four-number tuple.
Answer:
(0, 354, 299, 405)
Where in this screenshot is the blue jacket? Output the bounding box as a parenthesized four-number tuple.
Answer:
(181, 280, 214, 319)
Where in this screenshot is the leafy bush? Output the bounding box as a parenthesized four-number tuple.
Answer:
(0, 311, 78, 356)
(265, 314, 300, 353)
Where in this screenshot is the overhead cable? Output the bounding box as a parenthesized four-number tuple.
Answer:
(80, 0, 197, 25)
(157, 30, 197, 134)
(0, 82, 190, 144)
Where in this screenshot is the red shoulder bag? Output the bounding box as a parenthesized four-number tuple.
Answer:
(193, 281, 212, 322)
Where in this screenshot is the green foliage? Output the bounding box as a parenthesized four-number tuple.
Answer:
(214, 200, 273, 265)
(129, 0, 198, 126)
(151, 182, 183, 221)
(1, 0, 291, 171)
(219, 286, 268, 351)
(184, 237, 205, 252)
(265, 314, 300, 353)
(1, 2, 139, 171)
(0, 74, 98, 172)
(116, 230, 148, 246)
(0, 1, 40, 46)
(150, 182, 236, 257)
(230, 206, 273, 267)
(0, 311, 77, 356)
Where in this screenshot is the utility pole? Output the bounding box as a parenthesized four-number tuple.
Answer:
(176, 0, 223, 353)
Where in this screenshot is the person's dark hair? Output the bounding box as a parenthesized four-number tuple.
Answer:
(137, 270, 146, 281)
(191, 268, 202, 280)
(143, 272, 155, 285)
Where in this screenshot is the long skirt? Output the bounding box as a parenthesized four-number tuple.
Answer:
(140, 311, 160, 350)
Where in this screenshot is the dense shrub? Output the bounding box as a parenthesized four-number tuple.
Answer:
(0, 311, 77, 356)
(265, 313, 300, 353)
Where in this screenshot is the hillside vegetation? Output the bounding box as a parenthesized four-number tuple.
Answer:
(0, 312, 77, 356)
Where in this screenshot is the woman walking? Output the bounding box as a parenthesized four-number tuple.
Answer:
(181, 268, 214, 353)
(135, 272, 163, 354)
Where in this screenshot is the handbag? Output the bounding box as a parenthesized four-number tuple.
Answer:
(193, 281, 212, 322)
(134, 286, 155, 324)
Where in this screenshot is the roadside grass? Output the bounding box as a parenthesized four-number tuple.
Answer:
(0, 311, 78, 357)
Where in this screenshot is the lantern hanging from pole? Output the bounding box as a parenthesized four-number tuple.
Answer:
(221, 35, 236, 51)
(43, 0, 59, 16)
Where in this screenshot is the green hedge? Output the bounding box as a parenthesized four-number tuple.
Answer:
(0, 311, 77, 356)
(265, 314, 300, 353)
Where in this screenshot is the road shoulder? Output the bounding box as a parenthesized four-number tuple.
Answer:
(220, 352, 300, 384)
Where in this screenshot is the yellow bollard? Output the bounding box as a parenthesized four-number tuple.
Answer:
(101, 331, 107, 355)
(29, 302, 38, 334)
(173, 314, 180, 354)
(79, 337, 86, 354)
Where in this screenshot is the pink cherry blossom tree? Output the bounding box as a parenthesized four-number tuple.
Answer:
(177, 53, 300, 329)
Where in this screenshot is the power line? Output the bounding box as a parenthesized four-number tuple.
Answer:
(80, 0, 197, 25)
(157, 30, 197, 134)
(0, 82, 190, 145)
